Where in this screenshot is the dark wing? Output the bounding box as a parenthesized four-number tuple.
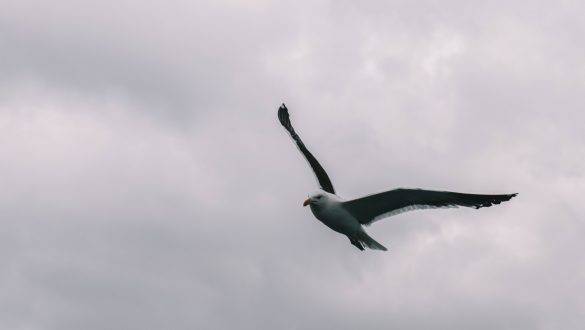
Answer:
(343, 188, 517, 225)
(277, 103, 335, 194)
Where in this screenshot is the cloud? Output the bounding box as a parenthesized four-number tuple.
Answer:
(0, 0, 584, 329)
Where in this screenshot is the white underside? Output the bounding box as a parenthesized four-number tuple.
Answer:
(310, 201, 362, 236)
(366, 204, 458, 225)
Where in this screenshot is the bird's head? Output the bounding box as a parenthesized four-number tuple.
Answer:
(303, 191, 335, 207)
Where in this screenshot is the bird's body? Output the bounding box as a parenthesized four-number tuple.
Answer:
(308, 190, 386, 250)
(277, 104, 517, 251)
(308, 191, 350, 233)
(310, 191, 362, 236)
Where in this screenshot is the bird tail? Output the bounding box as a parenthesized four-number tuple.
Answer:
(356, 230, 387, 251)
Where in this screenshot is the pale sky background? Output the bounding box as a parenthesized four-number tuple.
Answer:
(1, 0, 584, 329)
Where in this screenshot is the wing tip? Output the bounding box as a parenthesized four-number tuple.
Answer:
(277, 103, 291, 127)
(475, 192, 518, 209)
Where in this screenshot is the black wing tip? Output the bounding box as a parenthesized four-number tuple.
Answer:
(278, 103, 288, 116)
(474, 192, 518, 209)
(277, 103, 291, 127)
(503, 192, 518, 201)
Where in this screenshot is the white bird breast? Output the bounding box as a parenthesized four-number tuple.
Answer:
(310, 199, 361, 236)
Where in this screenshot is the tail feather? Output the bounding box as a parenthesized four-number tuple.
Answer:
(355, 231, 387, 251)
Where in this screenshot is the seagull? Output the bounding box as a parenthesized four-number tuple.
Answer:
(277, 103, 517, 251)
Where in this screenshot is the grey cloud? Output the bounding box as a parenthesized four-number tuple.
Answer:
(0, 1, 303, 120)
(1, 0, 584, 329)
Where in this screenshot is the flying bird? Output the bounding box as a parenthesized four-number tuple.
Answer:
(277, 103, 517, 251)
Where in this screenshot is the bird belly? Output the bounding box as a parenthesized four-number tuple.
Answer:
(311, 206, 360, 236)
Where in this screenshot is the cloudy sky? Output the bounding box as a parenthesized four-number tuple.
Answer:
(1, 0, 584, 329)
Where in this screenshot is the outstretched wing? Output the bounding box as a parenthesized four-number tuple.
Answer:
(277, 103, 335, 194)
(343, 188, 517, 225)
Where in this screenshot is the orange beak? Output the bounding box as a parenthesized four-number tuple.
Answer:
(303, 198, 312, 207)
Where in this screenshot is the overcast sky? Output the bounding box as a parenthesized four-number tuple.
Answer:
(1, 0, 584, 329)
